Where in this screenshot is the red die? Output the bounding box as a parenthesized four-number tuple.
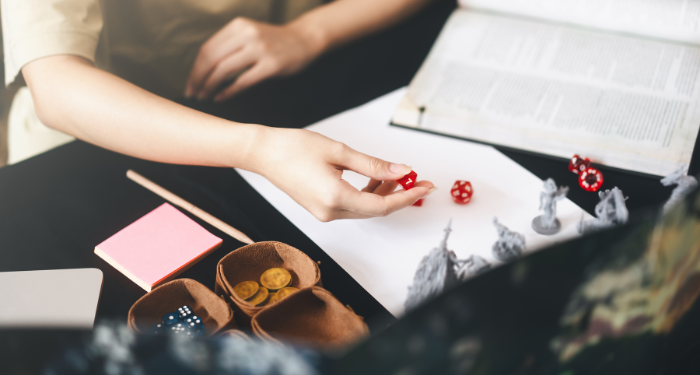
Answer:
(412, 199, 424, 207)
(397, 170, 417, 190)
(568, 155, 591, 174)
(451, 180, 473, 204)
(579, 167, 604, 192)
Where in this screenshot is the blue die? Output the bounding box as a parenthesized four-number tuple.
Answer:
(148, 323, 166, 335)
(162, 312, 180, 326)
(187, 322, 205, 337)
(185, 315, 202, 327)
(170, 322, 188, 335)
(177, 305, 193, 319)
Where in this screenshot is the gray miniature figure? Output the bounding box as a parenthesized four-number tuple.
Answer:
(532, 178, 569, 235)
(660, 166, 698, 212)
(492, 217, 525, 262)
(405, 219, 461, 311)
(456, 254, 491, 280)
(577, 187, 628, 235)
(405, 220, 497, 310)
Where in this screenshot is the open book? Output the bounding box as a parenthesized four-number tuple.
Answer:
(392, 0, 700, 176)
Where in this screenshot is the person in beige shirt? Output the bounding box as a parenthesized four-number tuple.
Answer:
(2, 0, 436, 221)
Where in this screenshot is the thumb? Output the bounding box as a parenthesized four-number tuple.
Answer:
(339, 146, 412, 181)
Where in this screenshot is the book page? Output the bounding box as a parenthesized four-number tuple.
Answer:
(459, 0, 700, 44)
(397, 10, 700, 176)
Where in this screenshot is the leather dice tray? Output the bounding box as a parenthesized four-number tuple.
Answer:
(251, 286, 369, 350)
(128, 278, 236, 336)
(215, 241, 321, 326)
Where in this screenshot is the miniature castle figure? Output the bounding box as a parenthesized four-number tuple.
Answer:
(532, 178, 569, 235)
(405, 219, 461, 311)
(660, 167, 698, 212)
(492, 218, 525, 262)
(577, 187, 628, 235)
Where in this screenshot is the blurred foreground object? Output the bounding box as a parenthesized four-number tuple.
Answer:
(48, 321, 320, 375)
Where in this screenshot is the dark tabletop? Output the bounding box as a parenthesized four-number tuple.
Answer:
(0, 0, 697, 372)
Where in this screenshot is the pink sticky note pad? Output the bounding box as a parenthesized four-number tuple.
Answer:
(95, 203, 222, 291)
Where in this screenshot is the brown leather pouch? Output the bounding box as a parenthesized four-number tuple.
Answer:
(128, 278, 236, 336)
(215, 241, 321, 326)
(251, 287, 369, 350)
(219, 329, 252, 341)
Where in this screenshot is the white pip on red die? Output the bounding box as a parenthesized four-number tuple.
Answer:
(451, 180, 473, 204)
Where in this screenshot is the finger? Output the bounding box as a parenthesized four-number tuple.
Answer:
(213, 61, 276, 101)
(373, 180, 399, 196)
(198, 48, 257, 99)
(337, 146, 412, 182)
(185, 35, 247, 98)
(361, 179, 382, 193)
(387, 180, 433, 195)
(340, 182, 435, 217)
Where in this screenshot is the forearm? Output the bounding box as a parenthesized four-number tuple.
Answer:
(290, 0, 436, 54)
(23, 55, 261, 168)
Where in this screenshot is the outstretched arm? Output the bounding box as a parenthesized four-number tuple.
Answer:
(23, 55, 434, 221)
(187, 0, 437, 101)
(25, 56, 257, 167)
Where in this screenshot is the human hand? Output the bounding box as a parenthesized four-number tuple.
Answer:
(185, 17, 323, 102)
(246, 127, 435, 221)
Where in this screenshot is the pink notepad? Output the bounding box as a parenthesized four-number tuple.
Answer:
(95, 203, 222, 291)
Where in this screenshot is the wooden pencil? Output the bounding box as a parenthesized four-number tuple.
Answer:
(126, 169, 255, 245)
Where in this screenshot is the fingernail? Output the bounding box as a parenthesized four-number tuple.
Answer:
(422, 187, 438, 198)
(389, 163, 412, 175)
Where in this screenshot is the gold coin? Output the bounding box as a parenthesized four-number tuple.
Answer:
(265, 293, 278, 306)
(232, 281, 259, 300)
(276, 287, 299, 301)
(260, 268, 292, 291)
(248, 286, 269, 306)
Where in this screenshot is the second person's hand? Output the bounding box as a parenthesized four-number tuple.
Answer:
(185, 17, 324, 102)
(244, 127, 435, 221)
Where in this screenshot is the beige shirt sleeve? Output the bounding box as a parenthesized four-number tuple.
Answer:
(1, 0, 103, 87)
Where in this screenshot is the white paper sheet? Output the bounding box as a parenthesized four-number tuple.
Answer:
(237, 88, 592, 317)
